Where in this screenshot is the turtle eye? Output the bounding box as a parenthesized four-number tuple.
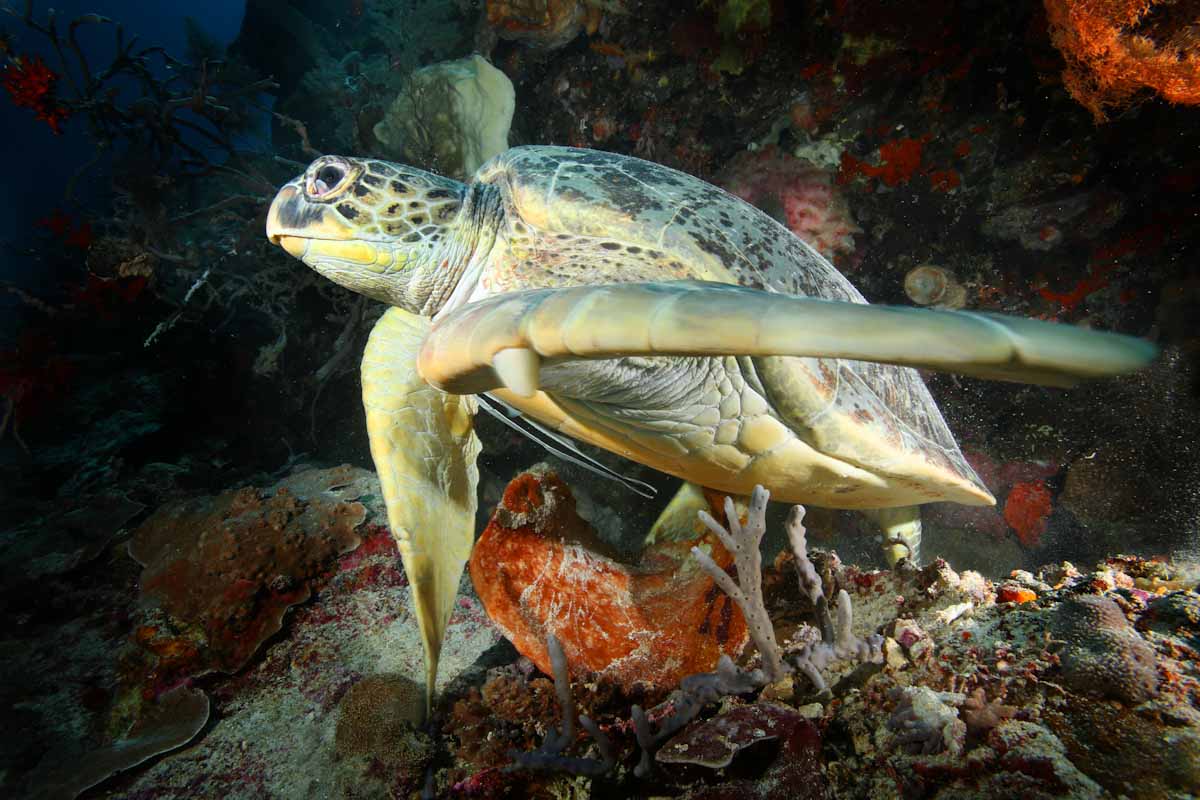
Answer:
(310, 162, 348, 197)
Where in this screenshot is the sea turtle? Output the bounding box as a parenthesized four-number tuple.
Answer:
(266, 146, 1154, 712)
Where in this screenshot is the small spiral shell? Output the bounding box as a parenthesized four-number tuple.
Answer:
(904, 265, 967, 309)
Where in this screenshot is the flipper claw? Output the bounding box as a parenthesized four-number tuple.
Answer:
(492, 347, 541, 398)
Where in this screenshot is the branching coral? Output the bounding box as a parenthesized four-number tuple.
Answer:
(694, 488, 885, 698)
(505, 635, 618, 777)
(506, 484, 884, 780)
(3, 2, 277, 173)
(1, 52, 68, 132)
(1044, 0, 1200, 121)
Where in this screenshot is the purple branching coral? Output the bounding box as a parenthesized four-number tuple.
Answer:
(505, 634, 617, 777)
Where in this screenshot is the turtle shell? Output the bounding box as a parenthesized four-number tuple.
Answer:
(473, 147, 990, 508)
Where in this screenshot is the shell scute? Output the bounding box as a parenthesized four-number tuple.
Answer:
(472, 147, 987, 504)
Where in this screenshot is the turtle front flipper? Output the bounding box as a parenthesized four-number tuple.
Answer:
(362, 307, 482, 718)
(418, 281, 1157, 395)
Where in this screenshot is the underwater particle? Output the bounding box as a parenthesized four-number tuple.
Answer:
(1003, 480, 1053, 547)
(1049, 594, 1159, 704)
(334, 674, 431, 770)
(1061, 450, 1142, 525)
(468, 465, 749, 688)
(980, 192, 1105, 252)
(903, 264, 967, 308)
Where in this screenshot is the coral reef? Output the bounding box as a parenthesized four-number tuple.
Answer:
(1049, 594, 1159, 703)
(693, 493, 884, 697)
(448, 477, 1200, 797)
(5, 453, 1198, 798)
(0, 492, 143, 584)
(334, 673, 433, 774)
(1, 53, 68, 133)
(718, 146, 861, 267)
(31, 686, 210, 800)
(495, 484, 881, 787)
(1044, 0, 1200, 121)
(6, 468, 501, 799)
(127, 466, 370, 679)
(1003, 479, 1055, 549)
(886, 686, 968, 756)
(487, 0, 594, 50)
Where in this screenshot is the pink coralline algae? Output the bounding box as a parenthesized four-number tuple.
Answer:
(127, 466, 368, 683)
(718, 146, 861, 267)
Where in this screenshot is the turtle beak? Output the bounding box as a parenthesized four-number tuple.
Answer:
(266, 182, 359, 257)
(266, 185, 310, 257)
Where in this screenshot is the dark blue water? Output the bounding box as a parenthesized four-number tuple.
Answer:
(0, 1, 245, 298)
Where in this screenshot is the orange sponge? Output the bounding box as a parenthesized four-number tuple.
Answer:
(1045, 0, 1200, 120)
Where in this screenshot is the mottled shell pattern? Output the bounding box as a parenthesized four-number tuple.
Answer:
(470, 147, 987, 505)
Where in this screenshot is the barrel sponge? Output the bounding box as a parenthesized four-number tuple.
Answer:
(1050, 594, 1159, 704)
(374, 54, 515, 180)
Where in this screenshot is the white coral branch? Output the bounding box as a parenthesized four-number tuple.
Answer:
(693, 485, 785, 681)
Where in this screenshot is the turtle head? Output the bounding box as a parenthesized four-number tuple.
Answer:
(267, 155, 477, 313)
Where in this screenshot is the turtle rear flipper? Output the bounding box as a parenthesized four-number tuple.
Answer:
(418, 281, 1158, 395)
(363, 307, 482, 718)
